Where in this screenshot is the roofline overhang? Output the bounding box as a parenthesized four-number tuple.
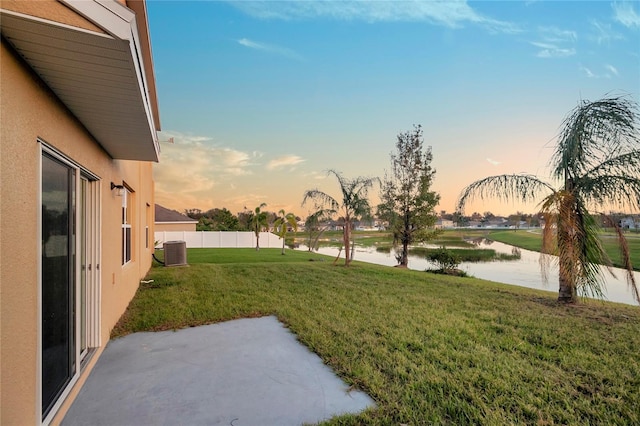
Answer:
(60, 0, 161, 127)
(0, 0, 161, 161)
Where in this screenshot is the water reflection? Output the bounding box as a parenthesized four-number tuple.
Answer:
(296, 241, 639, 306)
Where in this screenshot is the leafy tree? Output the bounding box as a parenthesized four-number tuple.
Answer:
(196, 216, 214, 231)
(184, 208, 204, 220)
(452, 211, 467, 227)
(508, 211, 524, 230)
(377, 125, 441, 267)
(188, 207, 240, 231)
(204, 208, 240, 231)
(440, 210, 454, 221)
(457, 95, 640, 304)
(303, 170, 378, 266)
(248, 203, 269, 251)
(273, 209, 298, 255)
(236, 209, 252, 231)
(264, 211, 278, 229)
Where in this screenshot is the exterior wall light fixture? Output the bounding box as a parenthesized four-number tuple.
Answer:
(110, 182, 125, 196)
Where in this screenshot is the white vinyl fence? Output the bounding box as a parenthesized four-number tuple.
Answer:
(155, 231, 283, 249)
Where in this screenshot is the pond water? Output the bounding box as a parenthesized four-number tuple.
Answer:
(296, 240, 640, 306)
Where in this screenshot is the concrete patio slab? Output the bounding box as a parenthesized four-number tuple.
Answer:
(62, 316, 375, 426)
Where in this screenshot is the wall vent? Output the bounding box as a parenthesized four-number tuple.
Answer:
(163, 241, 187, 267)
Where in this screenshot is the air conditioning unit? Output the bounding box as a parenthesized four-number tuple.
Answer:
(163, 241, 187, 267)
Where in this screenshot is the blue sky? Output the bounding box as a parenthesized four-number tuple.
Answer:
(149, 0, 640, 217)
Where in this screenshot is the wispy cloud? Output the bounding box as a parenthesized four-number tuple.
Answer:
(267, 155, 306, 171)
(580, 66, 596, 78)
(531, 42, 576, 58)
(237, 38, 302, 60)
(228, 0, 520, 33)
(613, 1, 640, 28)
(605, 64, 619, 76)
(531, 26, 577, 58)
(589, 20, 625, 44)
(579, 64, 619, 79)
(486, 158, 501, 166)
(538, 26, 577, 43)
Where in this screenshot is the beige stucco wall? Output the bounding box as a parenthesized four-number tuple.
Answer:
(1, 0, 105, 33)
(0, 36, 154, 425)
(155, 222, 198, 232)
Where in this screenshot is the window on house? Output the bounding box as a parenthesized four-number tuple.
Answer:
(122, 186, 133, 265)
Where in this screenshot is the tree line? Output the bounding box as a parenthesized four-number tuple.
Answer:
(184, 207, 301, 233)
(182, 95, 640, 305)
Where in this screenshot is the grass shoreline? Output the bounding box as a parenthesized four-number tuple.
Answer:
(487, 229, 640, 271)
(296, 229, 640, 271)
(115, 248, 640, 424)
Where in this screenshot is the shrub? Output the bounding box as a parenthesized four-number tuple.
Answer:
(427, 246, 461, 272)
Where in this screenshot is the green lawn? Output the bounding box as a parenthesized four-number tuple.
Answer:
(488, 230, 640, 271)
(116, 248, 640, 425)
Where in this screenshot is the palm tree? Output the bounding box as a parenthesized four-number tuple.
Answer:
(248, 203, 269, 251)
(457, 95, 640, 304)
(303, 170, 378, 266)
(304, 207, 335, 251)
(274, 209, 298, 255)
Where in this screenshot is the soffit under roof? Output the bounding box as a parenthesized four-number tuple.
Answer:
(0, 9, 159, 161)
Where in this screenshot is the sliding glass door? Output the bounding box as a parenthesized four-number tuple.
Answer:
(41, 153, 75, 417)
(41, 148, 100, 420)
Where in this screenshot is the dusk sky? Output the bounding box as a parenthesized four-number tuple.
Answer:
(149, 1, 640, 218)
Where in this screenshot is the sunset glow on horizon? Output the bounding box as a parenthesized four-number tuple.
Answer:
(149, 1, 640, 219)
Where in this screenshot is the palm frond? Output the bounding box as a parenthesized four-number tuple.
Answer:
(576, 150, 640, 210)
(575, 208, 609, 300)
(584, 150, 640, 179)
(457, 174, 554, 213)
(326, 169, 350, 204)
(577, 174, 640, 211)
(305, 207, 335, 223)
(302, 189, 339, 211)
(551, 95, 640, 181)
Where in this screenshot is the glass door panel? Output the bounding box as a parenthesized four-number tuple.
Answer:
(41, 153, 76, 417)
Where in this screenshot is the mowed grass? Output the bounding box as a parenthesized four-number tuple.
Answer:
(489, 230, 640, 271)
(115, 249, 640, 425)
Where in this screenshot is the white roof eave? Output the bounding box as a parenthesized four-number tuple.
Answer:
(0, 4, 159, 161)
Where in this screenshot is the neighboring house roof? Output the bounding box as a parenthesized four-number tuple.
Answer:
(155, 204, 197, 224)
(0, 0, 161, 161)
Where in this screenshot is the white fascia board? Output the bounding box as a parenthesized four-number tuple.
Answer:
(59, 0, 134, 39)
(126, 17, 160, 156)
